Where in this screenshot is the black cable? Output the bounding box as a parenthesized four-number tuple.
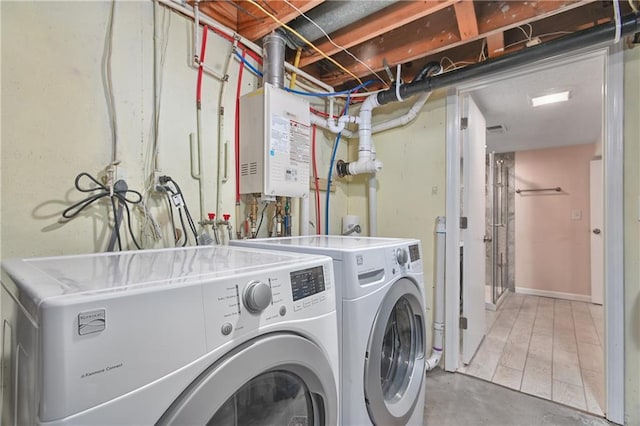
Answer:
(255, 203, 269, 236)
(163, 186, 188, 247)
(62, 172, 143, 251)
(160, 188, 180, 246)
(160, 176, 199, 245)
(110, 196, 122, 251)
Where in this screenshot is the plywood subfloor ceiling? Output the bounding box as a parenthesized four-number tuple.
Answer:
(196, 1, 635, 90)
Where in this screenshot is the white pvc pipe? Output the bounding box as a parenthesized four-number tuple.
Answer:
(371, 92, 431, 134)
(310, 114, 356, 139)
(368, 174, 377, 236)
(426, 216, 446, 370)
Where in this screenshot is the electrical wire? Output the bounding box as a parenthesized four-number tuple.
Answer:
(255, 202, 270, 236)
(103, 0, 118, 163)
(613, 0, 622, 43)
(630, 0, 639, 13)
(159, 176, 199, 246)
(504, 31, 573, 50)
(62, 172, 143, 250)
(282, 0, 388, 88)
(245, 0, 365, 86)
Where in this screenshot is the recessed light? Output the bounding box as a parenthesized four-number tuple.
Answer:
(531, 91, 571, 107)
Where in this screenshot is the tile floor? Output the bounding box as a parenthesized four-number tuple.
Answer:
(459, 292, 605, 416)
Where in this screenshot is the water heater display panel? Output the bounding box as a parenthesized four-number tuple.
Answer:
(290, 266, 325, 301)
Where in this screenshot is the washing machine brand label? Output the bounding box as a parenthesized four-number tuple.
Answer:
(78, 309, 106, 335)
(80, 362, 123, 379)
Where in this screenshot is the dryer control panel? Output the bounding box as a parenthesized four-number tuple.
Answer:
(202, 259, 335, 352)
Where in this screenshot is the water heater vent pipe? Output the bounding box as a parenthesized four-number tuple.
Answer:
(263, 31, 286, 89)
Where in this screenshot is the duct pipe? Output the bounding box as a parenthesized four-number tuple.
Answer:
(264, 32, 286, 88)
(426, 216, 446, 370)
(377, 12, 640, 105)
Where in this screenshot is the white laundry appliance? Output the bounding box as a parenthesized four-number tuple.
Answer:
(0, 246, 339, 425)
(231, 236, 427, 425)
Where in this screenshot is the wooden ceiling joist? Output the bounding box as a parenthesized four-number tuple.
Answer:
(453, 1, 479, 40)
(486, 32, 505, 57)
(297, 0, 459, 68)
(237, 0, 324, 41)
(316, 0, 594, 87)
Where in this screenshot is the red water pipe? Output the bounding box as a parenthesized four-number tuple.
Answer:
(196, 25, 209, 106)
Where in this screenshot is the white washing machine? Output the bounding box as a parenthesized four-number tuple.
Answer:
(232, 236, 427, 425)
(1, 246, 339, 425)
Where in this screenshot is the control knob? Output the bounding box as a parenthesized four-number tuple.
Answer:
(396, 248, 409, 266)
(243, 280, 272, 313)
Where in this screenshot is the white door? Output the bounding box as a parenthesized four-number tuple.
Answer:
(590, 159, 603, 305)
(461, 95, 487, 364)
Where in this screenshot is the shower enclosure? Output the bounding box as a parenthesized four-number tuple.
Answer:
(486, 152, 512, 308)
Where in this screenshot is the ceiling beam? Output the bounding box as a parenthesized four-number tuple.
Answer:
(236, 0, 324, 41)
(298, 0, 459, 68)
(194, 2, 238, 31)
(486, 32, 505, 57)
(453, 1, 479, 40)
(315, 0, 594, 87)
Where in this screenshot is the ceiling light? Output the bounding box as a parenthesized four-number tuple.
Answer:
(531, 91, 571, 107)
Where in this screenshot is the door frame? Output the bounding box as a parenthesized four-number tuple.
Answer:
(443, 46, 624, 423)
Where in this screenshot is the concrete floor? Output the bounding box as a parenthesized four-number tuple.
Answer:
(424, 369, 611, 425)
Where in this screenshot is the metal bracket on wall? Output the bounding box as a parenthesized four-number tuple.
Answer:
(459, 316, 468, 330)
(460, 217, 468, 229)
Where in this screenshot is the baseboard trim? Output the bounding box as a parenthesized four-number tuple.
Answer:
(515, 287, 592, 303)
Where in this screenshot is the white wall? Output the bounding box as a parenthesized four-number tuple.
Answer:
(0, 1, 346, 259)
(514, 143, 597, 298)
(623, 46, 640, 426)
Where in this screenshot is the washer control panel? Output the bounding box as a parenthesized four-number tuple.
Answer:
(390, 242, 422, 275)
(202, 260, 334, 351)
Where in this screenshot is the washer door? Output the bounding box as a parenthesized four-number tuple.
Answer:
(158, 333, 337, 425)
(364, 278, 426, 425)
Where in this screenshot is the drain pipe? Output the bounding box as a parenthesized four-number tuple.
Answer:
(426, 216, 446, 370)
(376, 12, 640, 105)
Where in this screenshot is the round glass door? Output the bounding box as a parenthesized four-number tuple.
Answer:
(157, 333, 337, 426)
(380, 296, 419, 403)
(208, 371, 314, 426)
(364, 278, 425, 425)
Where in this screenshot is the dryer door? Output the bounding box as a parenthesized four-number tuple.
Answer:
(364, 278, 426, 425)
(157, 333, 337, 425)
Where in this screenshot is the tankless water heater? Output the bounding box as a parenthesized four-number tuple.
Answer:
(239, 83, 310, 199)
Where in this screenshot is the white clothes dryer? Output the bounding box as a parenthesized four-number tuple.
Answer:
(232, 236, 427, 426)
(1, 246, 339, 425)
